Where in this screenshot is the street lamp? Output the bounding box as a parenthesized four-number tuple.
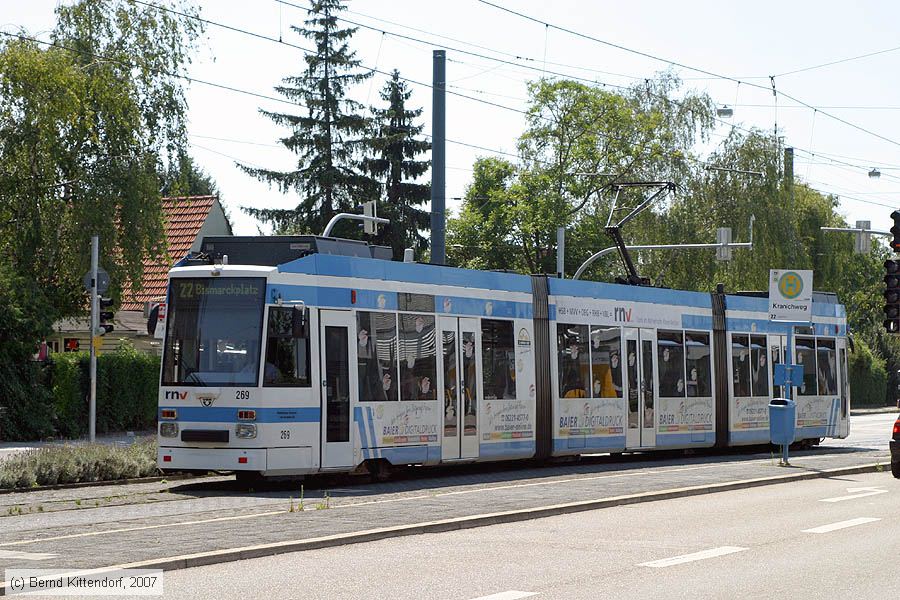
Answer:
(869, 168, 881, 179)
(716, 105, 734, 118)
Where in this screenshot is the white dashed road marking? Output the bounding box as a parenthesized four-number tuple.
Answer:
(639, 546, 747, 568)
(469, 592, 538, 600)
(820, 487, 887, 503)
(802, 517, 880, 534)
(0, 550, 57, 561)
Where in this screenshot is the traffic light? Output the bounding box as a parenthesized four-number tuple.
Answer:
(891, 210, 900, 251)
(884, 260, 900, 333)
(98, 296, 114, 335)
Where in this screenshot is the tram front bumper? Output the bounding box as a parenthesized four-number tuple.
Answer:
(158, 446, 266, 472)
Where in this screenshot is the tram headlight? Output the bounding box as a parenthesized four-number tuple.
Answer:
(159, 422, 179, 438)
(235, 423, 257, 439)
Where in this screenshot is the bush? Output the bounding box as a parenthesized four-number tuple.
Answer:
(0, 259, 55, 441)
(849, 338, 888, 407)
(0, 438, 158, 489)
(0, 360, 54, 442)
(47, 344, 160, 439)
(50, 352, 88, 438)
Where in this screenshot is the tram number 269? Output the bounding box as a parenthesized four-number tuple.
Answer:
(280, 430, 290, 440)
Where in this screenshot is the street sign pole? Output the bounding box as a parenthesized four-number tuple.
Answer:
(89, 236, 98, 443)
(768, 269, 813, 467)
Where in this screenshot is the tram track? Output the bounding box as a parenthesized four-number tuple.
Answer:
(0, 441, 888, 547)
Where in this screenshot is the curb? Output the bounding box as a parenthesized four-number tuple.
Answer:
(0, 461, 885, 591)
(0, 473, 208, 496)
(850, 407, 898, 416)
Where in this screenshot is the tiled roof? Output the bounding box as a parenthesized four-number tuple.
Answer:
(120, 196, 217, 311)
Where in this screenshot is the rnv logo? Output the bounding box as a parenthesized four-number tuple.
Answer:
(614, 307, 632, 322)
(164, 391, 188, 400)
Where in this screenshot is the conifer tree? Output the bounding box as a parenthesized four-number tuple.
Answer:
(362, 70, 431, 259)
(240, 0, 372, 235)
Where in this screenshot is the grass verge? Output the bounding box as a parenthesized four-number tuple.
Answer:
(0, 438, 158, 489)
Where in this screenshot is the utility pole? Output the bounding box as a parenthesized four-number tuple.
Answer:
(430, 50, 446, 265)
(89, 236, 98, 443)
(556, 227, 565, 278)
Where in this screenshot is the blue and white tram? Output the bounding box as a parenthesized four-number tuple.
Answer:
(157, 236, 850, 478)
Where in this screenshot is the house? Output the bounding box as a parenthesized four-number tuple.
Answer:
(48, 195, 232, 356)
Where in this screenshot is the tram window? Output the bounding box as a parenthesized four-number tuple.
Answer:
(357, 312, 399, 402)
(398, 293, 435, 313)
(771, 344, 783, 399)
(399, 314, 437, 401)
(483, 320, 516, 400)
(685, 332, 711, 397)
(731, 334, 751, 397)
(816, 338, 837, 395)
(626, 339, 639, 429)
(263, 307, 311, 387)
(557, 324, 589, 398)
(657, 330, 686, 398)
(162, 277, 266, 387)
(795, 336, 817, 396)
(590, 327, 622, 398)
(750, 335, 769, 397)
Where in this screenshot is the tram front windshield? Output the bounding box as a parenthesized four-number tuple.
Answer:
(162, 277, 266, 386)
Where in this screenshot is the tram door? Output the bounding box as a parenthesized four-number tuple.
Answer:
(440, 316, 481, 461)
(319, 310, 357, 469)
(836, 337, 850, 437)
(624, 328, 657, 449)
(768, 335, 788, 399)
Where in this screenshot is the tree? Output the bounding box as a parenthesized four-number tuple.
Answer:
(0, 0, 202, 321)
(361, 70, 430, 259)
(159, 152, 218, 197)
(448, 157, 519, 271)
(448, 75, 715, 274)
(240, 0, 373, 237)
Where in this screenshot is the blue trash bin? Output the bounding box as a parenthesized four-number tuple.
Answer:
(769, 398, 796, 446)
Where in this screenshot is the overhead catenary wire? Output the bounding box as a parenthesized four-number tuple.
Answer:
(271, 0, 900, 186)
(771, 43, 900, 78)
(474, 0, 900, 153)
(140, 0, 881, 188)
(9, 3, 890, 217)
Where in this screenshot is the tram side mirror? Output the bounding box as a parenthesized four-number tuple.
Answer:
(292, 306, 309, 338)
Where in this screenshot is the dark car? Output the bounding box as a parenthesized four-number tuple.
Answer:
(892, 415, 900, 478)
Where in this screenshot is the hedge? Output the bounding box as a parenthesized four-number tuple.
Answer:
(0, 361, 54, 441)
(848, 338, 888, 407)
(51, 344, 161, 439)
(0, 344, 160, 441)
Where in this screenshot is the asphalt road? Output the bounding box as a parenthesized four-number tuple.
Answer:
(159, 469, 900, 600)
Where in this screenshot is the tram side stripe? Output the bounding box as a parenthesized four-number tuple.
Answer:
(367, 406, 380, 460)
(159, 407, 320, 423)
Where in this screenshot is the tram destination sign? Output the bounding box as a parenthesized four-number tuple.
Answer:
(768, 269, 813, 322)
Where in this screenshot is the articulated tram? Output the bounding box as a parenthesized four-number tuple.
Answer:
(157, 236, 850, 479)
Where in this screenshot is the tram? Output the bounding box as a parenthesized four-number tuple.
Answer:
(157, 236, 850, 479)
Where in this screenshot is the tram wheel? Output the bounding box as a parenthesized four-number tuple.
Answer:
(368, 459, 394, 482)
(235, 471, 266, 488)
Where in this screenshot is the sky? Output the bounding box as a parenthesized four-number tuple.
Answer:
(5, 0, 900, 244)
